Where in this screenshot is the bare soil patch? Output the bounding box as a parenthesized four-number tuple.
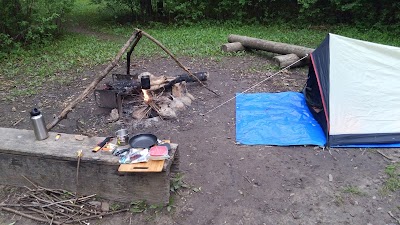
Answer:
(1, 55, 399, 225)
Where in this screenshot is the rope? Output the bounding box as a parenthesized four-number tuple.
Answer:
(201, 54, 309, 116)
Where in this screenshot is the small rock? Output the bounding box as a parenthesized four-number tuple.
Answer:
(329, 174, 333, 182)
(372, 196, 376, 200)
(88, 201, 101, 209)
(292, 211, 302, 219)
(101, 202, 110, 212)
(290, 193, 295, 197)
(187, 207, 194, 212)
(37, 102, 43, 107)
(74, 135, 84, 141)
(109, 108, 119, 122)
(12, 107, 16, 112)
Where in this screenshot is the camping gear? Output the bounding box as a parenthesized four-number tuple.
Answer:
(158, 143, 171, 151)
(118, 160, 165, 172)
(30, 108, 48, 141)
(304, 33, 400, 146)
(92, 137, 113, 152)
(141, 75, 151, 89)
(236, 92, 326, 146)
(129, 134, 157, 148)
(115, 129, 129, 145)
(112, 147, 130, 156)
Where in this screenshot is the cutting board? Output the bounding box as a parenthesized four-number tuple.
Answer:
(118, 160, 165, 172)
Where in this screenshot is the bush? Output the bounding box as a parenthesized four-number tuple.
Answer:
(0, 0, 75, 53)
(90, 0, 400, 33)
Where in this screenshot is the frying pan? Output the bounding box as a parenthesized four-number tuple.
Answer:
(129, 133, 158, 148)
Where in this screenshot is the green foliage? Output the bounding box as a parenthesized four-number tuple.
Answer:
(170, 173, 189, 193)
(87, 0, 400, 35)
(384, 163, 400, 192)
(110, 202, 121, 211)
(297, 0, 400, 30)
(0, 33, 120, 99)
(130, 200, 147, 213)
(0, 0, 75, 53)
(3, 0, 400, 100)
(342, 185, 366, 196)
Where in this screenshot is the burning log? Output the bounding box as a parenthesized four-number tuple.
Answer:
(137, 71, 208, 91)
(132, 81, 194, 120)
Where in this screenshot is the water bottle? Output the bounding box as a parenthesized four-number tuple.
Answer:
(30, 108, 49, 140)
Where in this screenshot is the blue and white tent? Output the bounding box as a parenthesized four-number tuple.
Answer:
(304, 33, 400, 146)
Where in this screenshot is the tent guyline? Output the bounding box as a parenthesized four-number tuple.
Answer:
(201, 54, 309, 116)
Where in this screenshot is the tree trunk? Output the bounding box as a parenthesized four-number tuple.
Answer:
(228, 34, 314, 58)
(221, 42, 245, 52)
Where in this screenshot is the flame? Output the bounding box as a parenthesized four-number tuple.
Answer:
(142, 89, 152, 103)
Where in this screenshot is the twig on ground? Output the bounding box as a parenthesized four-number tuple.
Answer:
(328, 148, 337, 161)
(242, 175, 252, 184)
(12, 118, 24, 126)
(0, 207, 62, 225)
(377, 150, 393, 161)
(64, 208, 130, 224)
(388, 211, 400, 224)
(75, 150, 83, 203)
(21, 175, 39, 189)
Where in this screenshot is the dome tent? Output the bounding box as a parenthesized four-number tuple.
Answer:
(305, 33, 400, 146)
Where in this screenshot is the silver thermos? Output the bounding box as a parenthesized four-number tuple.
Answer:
(30, 108, 49, 140)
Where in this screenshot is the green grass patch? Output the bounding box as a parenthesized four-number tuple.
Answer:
(342, 186, 366, 196)
(0, 33, 120, 99)
(383, 163, 400, 192)
(88, 23, 400, 58)
(2, 0, 400, 99)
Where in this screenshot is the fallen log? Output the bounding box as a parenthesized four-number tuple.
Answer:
(273, 53, 306, 68)
(221, 42, 245, 52)
(228, 34, 314, 58)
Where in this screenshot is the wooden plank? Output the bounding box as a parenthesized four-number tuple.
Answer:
(118, 160, 165, 172)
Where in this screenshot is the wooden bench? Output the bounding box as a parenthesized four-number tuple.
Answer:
(0, 128, 179, 205)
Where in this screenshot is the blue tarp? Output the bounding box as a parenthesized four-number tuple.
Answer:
(235, 92, 400, 147)
(235, 92, 326, 146)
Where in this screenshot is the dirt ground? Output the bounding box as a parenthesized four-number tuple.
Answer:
(1, 54, 400, 225)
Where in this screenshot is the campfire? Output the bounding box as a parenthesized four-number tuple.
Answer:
(95, 71, 207, 121)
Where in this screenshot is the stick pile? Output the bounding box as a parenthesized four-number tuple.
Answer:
(0, 185, 128, 224)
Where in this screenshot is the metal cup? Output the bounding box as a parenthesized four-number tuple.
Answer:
(115, 129, 129, 146)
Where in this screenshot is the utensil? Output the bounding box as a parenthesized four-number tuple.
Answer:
(115, 129, 129, 146)
(93, 137, 113, 152)
(129, 134, 157, 148)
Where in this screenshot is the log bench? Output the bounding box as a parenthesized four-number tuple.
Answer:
(0, 127, 179, 205)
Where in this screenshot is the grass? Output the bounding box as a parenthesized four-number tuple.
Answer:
(0, 33, 120, 99)
(383, 163, 400, 192)
(342, 185, 366, 196)
(2, 0, 400, 99)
